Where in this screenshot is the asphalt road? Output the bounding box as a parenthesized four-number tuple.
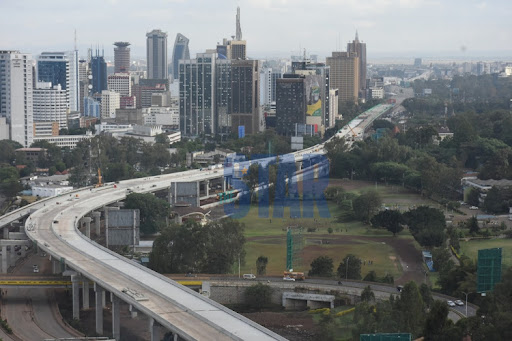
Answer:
(1, 254, 79, 340)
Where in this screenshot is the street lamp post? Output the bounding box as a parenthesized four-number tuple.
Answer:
(345, 256, 350, 280)
(462, 292, 471, 317)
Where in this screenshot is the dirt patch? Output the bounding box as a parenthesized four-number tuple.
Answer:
(241, 311, 317, 341)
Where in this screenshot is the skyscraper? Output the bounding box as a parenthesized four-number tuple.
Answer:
(33, 82, 68, 130)
(78, 59, 90, 114)
(216, 59, 232, 133)
(146, 29, 168, 79)
(0, 50, 34, 147)
(171, 33, 190, 81)
(236, 6, 242, 40)
(114, 42, 131, 73)
(326, 52, 359, 105)
(347, 31, 367, 91)
(276, 75, 306, 136)
(91, 51, 107, 95)
(179, 53, 216, 136)
(230, 60, 260, 135)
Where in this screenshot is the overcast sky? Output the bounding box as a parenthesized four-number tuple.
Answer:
(1, 0, 511, 61)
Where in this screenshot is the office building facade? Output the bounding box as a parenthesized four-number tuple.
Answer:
(347, 31, 367, 92)
(179, 53, 216, 136)
(91, 51, 107, 95)
(101, 90, 120, 119)
(326, 52, 359, 105)
(230, 59, 260, 135)
(0, 50, 34, 147)
(146, 29, 168, 79)
(107, 73, 131, 97)
(171, 33, 190, 81)
(33, 82, 68, 130)
(276, 75, 306, 136)
(216, 59, 232, 133)
(114, 42, 131, 73)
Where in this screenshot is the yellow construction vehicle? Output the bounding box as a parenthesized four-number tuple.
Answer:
(95, 168, 103, 188)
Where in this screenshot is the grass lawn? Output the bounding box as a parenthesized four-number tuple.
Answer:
(459, 238, 512, 267)
(235, 180, 431, 279)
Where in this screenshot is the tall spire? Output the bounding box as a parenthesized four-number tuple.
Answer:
(355, 30, 359, 42)
(236, 6, 242, 40)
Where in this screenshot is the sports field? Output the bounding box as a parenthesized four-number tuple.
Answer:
(459, 238, 512, 267)
(236, 180, 434, 281)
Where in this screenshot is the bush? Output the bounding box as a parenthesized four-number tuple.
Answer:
(245, 283, 272, 309)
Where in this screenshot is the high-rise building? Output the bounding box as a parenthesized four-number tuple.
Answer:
(276, 75, 306, 136)
(216, 59, 232, 133)
(33, 82, 68, 130)
(414, 58, 422, 67)
(171, 34, 190, 81)
(294, 62, 332, 131)
(0, 50, 34, 147)
(107, 73, 131, 97)
(146, 29, 168, 79)
(91, 51, 107, 95)
(230, 59, 260, 135)
(101, 90, 120, 119)
(37, 52, 74, 111)
(83, 96, 100, 118)
(113, 42, 131, 73)
(78, 59, 90, 114)
(179, 53, 216, 136)
(236, 6, 242, 41)
(326, 52, 359, 105)
(68, 50, 80, 112)
(260, 68, 272, 106)
(347, 31, 367, 92)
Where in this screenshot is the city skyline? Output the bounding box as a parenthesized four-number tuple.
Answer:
(1, 0, 511, 61)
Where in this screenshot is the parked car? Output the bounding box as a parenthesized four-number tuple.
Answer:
(283, 276, 295, 281)
(396, 285, 404, 292)
(33, 266, 39, 273)
(455, 300, 464, 306)
(447, 300, 456, 307)
(469, 206, 478, 210)
(243, 274, 256, 280)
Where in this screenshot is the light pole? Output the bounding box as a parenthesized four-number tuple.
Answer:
(462, 291, 472, 317)
(345, 256, 350, 280)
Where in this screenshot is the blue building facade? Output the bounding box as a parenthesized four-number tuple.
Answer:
(37, 53, 68, 90)
(91, 52, 107, 94)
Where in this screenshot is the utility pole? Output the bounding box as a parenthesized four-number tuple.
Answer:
(345, 256, 350, 280)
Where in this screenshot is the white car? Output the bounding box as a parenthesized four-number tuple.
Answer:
(33, 266, 39, 273)
(447, 300, 456, 307)
(283, 277, 295, 281)
(469, 206, 478, 210)
(455, 300, 464, 306)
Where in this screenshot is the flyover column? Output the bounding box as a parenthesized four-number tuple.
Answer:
(52, 259, 61, 274)
(3, 227, 8, 239)
(149, 317, 160, 341)
(94, 283, 104, 335)
(82, 280, 90, 309)
(71, 274, 80, 320)
(9, 246, 15, 267)
(83, 217, 92, 238)
(92, 211, 101, 236)
(112, 294, 121, 340)
(1, 245, 7, 273)
(206, 180, 210, 196)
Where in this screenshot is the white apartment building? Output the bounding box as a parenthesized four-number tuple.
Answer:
(142, 106, 179, 126)
(259, 68, 272, 106)
(329, 89, 340, 123)
(32, 184, 73, 197)
(107, 73, 131, 97)
(0, 50, 34, 147)
(101, 90, 121, 119)
(33, 82, 68, 130)
(33, 133, 94, 149)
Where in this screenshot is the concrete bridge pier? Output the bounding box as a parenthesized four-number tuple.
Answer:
(82, 217, 92, 238)
(112, 295, 121, 340)
(52, 259, 61, 274)
(9, 246, 15, 267)
(129, 304, 138, 318)
(92, 211, 101, 236)
(3, 227, 8, 239)
(1, 245, 7, 273)
(94, 283, 104, 335)
(149, 317, 160, 341)
(82, 280, 90, 309)
(71, 274, 81, 319)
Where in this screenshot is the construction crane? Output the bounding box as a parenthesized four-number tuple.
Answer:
(95, 168, 103, 188)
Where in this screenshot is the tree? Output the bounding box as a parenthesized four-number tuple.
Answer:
(0, 140, 22, 164)
(337, 254, 362, 280)
(353, 190, 382, 223)
(361, 285, 375, 302)
(419, 283, 434, 309)
(483, 187, 509, 214)
(371, 209, 404, 236)
(403, 206, 446, 247)
(243, 163, 261, 202)
(245, 283, 272, 309)
(363, 271, 378, 282)
(0, 166, 22, 198)
(256, 256, 268, 276)
(309, 256, 334, 277)
(154, 133, 169, 145)
(467, 216, 479, 234)
(467, 188, 480, 207)
(396, 281, 425, 336)
(203, 219, 245, 274)
(423, 300, 450, 341)
(124, 193, 170, 234)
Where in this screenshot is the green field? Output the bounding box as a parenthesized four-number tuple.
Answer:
(459, 238, 512, 267)
(236, 180, 434, 279)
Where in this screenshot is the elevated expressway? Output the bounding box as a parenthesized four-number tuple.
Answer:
(0, 104, 393, 340)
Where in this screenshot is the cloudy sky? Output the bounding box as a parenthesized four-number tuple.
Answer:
(1, 0, 510, 61)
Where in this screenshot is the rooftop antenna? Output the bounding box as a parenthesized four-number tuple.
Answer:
(74, 29, 77, 51)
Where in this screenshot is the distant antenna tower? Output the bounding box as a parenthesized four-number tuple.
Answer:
(74, 29, 77, 51)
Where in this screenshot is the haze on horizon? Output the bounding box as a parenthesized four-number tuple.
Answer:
(1, 0, 511, 61)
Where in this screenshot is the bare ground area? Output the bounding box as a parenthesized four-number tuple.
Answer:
(241, 311, 317, 341)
